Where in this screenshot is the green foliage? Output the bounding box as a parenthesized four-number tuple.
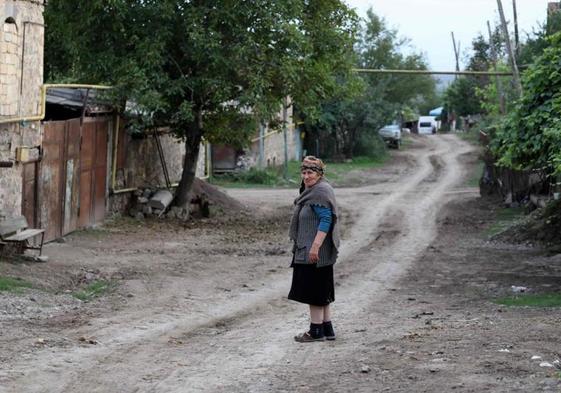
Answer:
(475, 61, 519, 118)
(352, 130, 387, 158)
(445, 77, 483, 116)
(302, 8, 437, 160)
(0, 276, 32, 293)
(45, 0, 359, 203)
(491, 32, 561, 175)
(518, 12, 561, 66)
(214, 167, 281, 186)
(213, 155, 387, 187)
(444, 32, 502, 117)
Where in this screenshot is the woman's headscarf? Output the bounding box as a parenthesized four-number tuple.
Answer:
(300, 155, 326, 175)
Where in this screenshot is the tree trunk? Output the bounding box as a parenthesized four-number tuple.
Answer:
(175, 110, 203, 207)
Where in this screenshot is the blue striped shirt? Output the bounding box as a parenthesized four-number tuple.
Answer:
(311, 205, 332, 233)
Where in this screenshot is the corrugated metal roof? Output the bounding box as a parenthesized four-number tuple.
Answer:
(46, 88, 114, 114)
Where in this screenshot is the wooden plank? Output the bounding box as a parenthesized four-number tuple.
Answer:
(22, 161, 38, 229)
(79, 122, 96, 228)
(93, 120, 108, 224)
(64, 118, 81, 235)
(41, 121, 66, 242)
(0, 216, 28, 236)
(5, 229, 45, 242)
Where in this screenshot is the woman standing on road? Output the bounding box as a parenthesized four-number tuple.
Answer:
(288, 156, 340, 342)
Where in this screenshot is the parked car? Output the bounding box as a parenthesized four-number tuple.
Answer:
(378, 124, 402, 149)
(418, 116, 437, 134)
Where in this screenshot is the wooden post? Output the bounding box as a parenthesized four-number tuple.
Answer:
(451, 31, 460, 78)
(512, 0, 520, 58)
(282, 97, 289, 180)
(497, 0, 522, 96)
(487, 21, 505, 114)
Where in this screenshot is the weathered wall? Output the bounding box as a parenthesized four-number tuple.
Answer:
(109, 128, 207, 214)
(0, 0, 44, 220)
(248, 102, 301, 168)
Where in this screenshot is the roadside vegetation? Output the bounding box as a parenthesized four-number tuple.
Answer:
(443, 10, 561, 248)
(73, 280, 115, 302)
(495, 293, 561, 308)
(210, 154, 389, 188)
(0, 276, 32, 293)
(300, 9, 438, 161)
(44, 2, 436, 195)
(485, 206, 526, 237)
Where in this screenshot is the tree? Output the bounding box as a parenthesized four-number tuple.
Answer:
(45, 0, 358, 206)
(517, 11, 561, 67)
(491, 32, 561, 176)
(302, 8, 437, 159)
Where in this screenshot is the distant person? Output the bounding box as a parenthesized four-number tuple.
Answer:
(288, 156, 341, 342)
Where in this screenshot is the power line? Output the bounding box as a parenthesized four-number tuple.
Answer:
(352, 68, 514, 76)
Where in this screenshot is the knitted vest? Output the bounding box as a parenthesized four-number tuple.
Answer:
(292, 204, 337, 267)
(289, 180, 340, 267)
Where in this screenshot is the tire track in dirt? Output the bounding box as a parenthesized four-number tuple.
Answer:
(1, 135, 475, 393)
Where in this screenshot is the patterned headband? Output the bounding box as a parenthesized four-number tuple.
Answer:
(301, 164, 324, 174)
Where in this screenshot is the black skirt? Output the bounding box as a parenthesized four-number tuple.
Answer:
(288, 263, 335, 306)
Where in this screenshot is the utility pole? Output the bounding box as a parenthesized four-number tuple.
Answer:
(497, 0, 522, 96)
(282, 96, 289, 180)
(451, 31, 461, 78)
(512, 0, 520, 58)
(487, 21, 505, 114)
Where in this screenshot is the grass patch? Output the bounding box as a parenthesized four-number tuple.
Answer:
(210, 166, 290, 188)
(324, 155, 387, 183)
(0, 276, 32, 293)
(485, 206, 526, 237)
(466, 160, 484, 187)
(495, 293, 561, 308)
(210, 155, 388, 188)
(71, 227, 111, 238)
(73, 280, 114, 302)
(456, 129, 481, 144)
(400, 135, 414, 148)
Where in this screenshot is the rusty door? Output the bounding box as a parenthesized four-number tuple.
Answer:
(79, 118, 108, 228)
(22, 161, 39, 228)
(63, 119, 81, 235)
(40, 117, 108, 242)
(40, 121, 66, 241)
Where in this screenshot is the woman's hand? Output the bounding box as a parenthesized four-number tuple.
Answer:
(308, 231, 327, 264)
(308, 243, 320, 264)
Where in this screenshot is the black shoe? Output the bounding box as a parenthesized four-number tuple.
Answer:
(294, 331, 325, 343)
(323, 321, 336, 340)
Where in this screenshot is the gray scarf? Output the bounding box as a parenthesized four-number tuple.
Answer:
(288, 178, 341, 249)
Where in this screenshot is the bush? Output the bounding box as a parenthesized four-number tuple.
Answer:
(353, 132, 387, 159)
(214, 167, 281, 186)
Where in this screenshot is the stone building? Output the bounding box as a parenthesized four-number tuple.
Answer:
(1, 0, 293, 243)
(249, 103, 301, 169)
(0, 0, 44, 222)
(0, 0, 208, 242)
(211, 102, 301, 173)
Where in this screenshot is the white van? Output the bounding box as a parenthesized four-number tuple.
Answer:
(418, 116, 437, 134)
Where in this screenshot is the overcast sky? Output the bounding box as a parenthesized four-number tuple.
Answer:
(345, 0, 553, 71)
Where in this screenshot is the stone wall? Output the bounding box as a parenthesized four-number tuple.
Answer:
(0, 0, 44, 220)
(248, 103, 302, 168)
(109, 129, 207, 214)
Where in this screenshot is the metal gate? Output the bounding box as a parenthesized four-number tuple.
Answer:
(39, 117, 109, 242)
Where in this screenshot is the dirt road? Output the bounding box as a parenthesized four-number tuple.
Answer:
(1, 134, 560, 392)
